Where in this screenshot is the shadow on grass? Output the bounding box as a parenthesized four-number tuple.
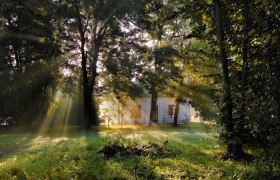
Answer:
(79, 123, 219, 179)
(0, 123, 250, 179)
(0, 128, 35, 158)
(0, 125, 90, 159)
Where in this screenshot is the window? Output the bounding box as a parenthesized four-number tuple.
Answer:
(133, 105, 141, 119)
(168, 105, 175, 118)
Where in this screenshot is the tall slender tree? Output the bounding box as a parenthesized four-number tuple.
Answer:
(72, 0, 94, 128)
(213, 0, 244, 158)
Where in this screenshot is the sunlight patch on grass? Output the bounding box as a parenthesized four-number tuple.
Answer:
(97, 125, 146, 137)
(28, 136, 69, 149)
(153, 158, 205, 179)
(36, 90, 75, 137)
(0, 123, 256, 179)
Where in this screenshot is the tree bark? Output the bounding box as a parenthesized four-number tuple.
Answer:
(173, 41, 186, 127)
(149, 90, 157, 126)
(90, 41, 101, 126)
(173, 98, 180, 126)
(239, 0, 249, 140)
(82, 48, 93, 129)
(74, 0, 93, 129)
(214, 0, 244, 158)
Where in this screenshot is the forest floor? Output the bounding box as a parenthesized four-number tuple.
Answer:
(0, 123, 257, 179)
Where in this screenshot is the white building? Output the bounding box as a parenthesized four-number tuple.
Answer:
(100, 95, 201, 125)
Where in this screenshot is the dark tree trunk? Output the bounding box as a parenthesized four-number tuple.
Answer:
(173, 42, 186, 127)
(214, 0, 244, 158)
(238, 0, 249, 140)
(173, 98, 180, 126)
(75, 0, 93, 129)
(149, 91, 157, 126)
(81, 37, 93, 129)
(90, 43, 101, 126)
(81, 47, 93, 129)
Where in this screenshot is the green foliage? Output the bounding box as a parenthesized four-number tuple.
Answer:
(139, 44, 181, 96)
(181, 0, 280, 159)
(0, 0, 62, 126)
(102, 40, 144, 100)
(179, 39, 219, 121)
(242, 156, 280, 180)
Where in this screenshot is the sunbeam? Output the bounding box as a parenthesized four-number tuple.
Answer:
(37, 90, 62, 136)
(62, 97, 73, 136)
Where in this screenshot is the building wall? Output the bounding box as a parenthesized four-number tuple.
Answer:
(122, 97, 191, 125)
(99, 96, 199, 125)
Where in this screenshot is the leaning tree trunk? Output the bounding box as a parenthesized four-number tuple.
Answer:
(214, 0, 244, 158)
(173, 98, 180, 126)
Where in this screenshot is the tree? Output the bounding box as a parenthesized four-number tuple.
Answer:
(182, 0, 280, 161)
(242, 0, 280, 159)
(88, 0, 148, 126)
(213, 0, 246, 158)
(172, 39, 218, 126)
(0, 0, 62, 127)
(72, 0, 94, 128)
(54, 0, 147, 128)
(135, 0, 181, 126)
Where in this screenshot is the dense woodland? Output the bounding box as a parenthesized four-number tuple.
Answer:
(0, 0, 279, 177)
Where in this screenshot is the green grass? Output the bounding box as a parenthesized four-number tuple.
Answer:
(0, 123, 256, 179)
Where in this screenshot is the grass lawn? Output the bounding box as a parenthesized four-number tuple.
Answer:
(0, 123, 256, 179)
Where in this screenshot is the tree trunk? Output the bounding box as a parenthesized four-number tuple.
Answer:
(75, 0, 93, 129)
(173, 42, 186, 127)
(81, 36, 94, 129)
(214, 0, 244, 158)
(81, 47, 93, 129)
(238, 0, 249, 141)
(90, 42, 101, 126)
(149, 91, 157, 126)
(173, 98, 180, 126)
